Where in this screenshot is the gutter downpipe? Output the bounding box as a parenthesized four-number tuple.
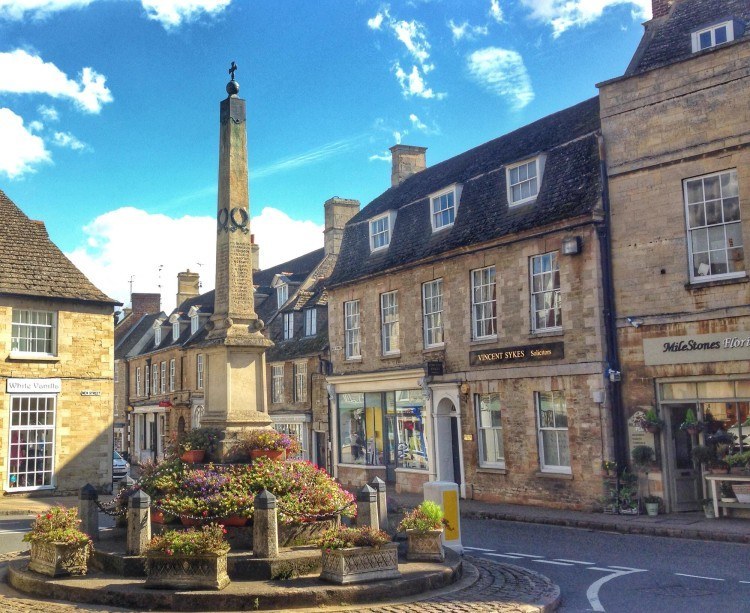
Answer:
(597, 133, 628, 473)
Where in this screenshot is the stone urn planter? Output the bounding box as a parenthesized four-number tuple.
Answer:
(406, 529, 445, 562)
(320, 543, 400, 584)
(28, 541, 89, 577)
(145, 552, 230, 590)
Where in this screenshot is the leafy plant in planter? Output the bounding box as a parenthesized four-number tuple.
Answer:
(398, 500, 446, 562)
(691, 444, 716, 469)
(24, 506, 92, 577)
(679, 409, 703, 436)
(726, 450, 750, 473)
(145, 523, 230, 590)
(699, 498, 715, 519)
(317, 526, 399, 584)
(176, 428, 221, 463)
(643, 495, 661, 516)
(639, 409, 663, 434)
(631, 445, 656, 513)
(227, 428, 301, 462)
(720, 481, 736, 502)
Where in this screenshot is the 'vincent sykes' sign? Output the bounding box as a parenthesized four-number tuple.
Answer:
(470, 342, 564, 367)
(643, 332, 750, 366)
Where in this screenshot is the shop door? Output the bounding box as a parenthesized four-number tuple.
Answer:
(664, 404, 701, 512)
(383, 409, 397, 484)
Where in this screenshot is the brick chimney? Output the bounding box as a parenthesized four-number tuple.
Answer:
(651, 0, 673, 19)
(390, 145, 427, 187)
(324, 197, 360, 256)
(131, 293, 160, 316)
(176, 270, 200, 307)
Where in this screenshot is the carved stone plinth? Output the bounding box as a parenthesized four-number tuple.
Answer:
(28, 541, 88, 577)
(319, 543, 400, 584)
(406, 529, 445, 562)
(144, 553, 230, 590)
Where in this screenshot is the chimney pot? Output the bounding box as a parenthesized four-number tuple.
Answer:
(176, 270, 200, 308)
(651, 0, 673, 19)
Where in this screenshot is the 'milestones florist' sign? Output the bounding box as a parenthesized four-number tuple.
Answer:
(470, 342, 564, 366)
(643, 332, 750, 366)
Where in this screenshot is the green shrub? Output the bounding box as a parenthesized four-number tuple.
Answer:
(147, 523, 229, 556)
(398, 500, 445, 533)
(316, 526, 391, 550)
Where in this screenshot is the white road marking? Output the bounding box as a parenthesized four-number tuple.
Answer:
(740, 581, 750, 584)
(463, 546, 495, 552)
(486, 553, 524, 560)
(555, 558, 595, 565)
(675, 573, 724, 581)
(588, 567, 619, 572)
(0, 529, 25, 535)
(532, 559, 574, 566)
(608, 565, 648, 572)
(586, 567, 647, 612)
(506, 552, 544, 558)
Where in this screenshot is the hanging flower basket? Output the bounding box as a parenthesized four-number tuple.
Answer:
(643, 422, 661, 434)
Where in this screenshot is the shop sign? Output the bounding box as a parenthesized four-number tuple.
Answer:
(643, 332, 750, 366)
(426, 361, 444, 376)
(469, 342, 564, 367)
(6, 378, 61, 394)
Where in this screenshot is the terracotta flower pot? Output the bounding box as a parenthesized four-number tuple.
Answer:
(250, 449, 285, 462)
(151, 510, 175, 525)
(219, 515, 248, 527)
(180, 516, 204, 527)
(180, 450, 206, 463)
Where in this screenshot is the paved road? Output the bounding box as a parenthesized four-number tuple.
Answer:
(462, 517, 750, 612)
(0, 516, 32, 555)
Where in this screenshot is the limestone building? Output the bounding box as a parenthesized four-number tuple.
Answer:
(326, 103, 616, 508)
(0, 189, 118, 495)
(599, 0, 750, 512)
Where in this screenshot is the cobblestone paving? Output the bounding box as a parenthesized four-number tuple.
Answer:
(0, 553, 559, 612)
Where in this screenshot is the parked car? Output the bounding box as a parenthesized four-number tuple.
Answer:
(113, 450, 130, 481)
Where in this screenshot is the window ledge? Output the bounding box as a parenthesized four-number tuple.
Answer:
(469, 336, 498, 347)
(395, 467, 429, 474)
(345, 357, 363, 364)
(535, 470, 573, 480)
(529, 329, 563, 339)
(337, 463, 386, 470)
(476, 467, 507, 475)
(7, 353, 59, 362)
(381, 352, 401, 360)
(422, 345, 445, 354)
(685, 274, 747, 291)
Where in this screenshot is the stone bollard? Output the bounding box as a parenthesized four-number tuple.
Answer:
(253, 489, 279, 559)
(357, 484, 378, 530)
(79, 483, 99, 542)
(127, 489, 151, 556)
(370, 477, 388, 533)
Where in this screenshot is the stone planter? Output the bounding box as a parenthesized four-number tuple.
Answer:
(28, 541, 89, 577)
(320, 542, 400, 584)
(180, 450, 206, 463)
(145, 552, 230, 590)
(405, 529, 445, 562)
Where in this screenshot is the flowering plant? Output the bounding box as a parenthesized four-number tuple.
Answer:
(176, 427, 221, 454)
(230, 429, 301, 455)
(23, 506, 92, 552)
(147, 523, 229, 556)
(316, 526, 391, 550)
(398, 500, 445, 533)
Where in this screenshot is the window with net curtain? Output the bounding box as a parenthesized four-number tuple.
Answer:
(536, 391, 570, 473)
(476, 393, 504, 468)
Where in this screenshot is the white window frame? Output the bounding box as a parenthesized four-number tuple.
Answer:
(530, 252, 562, 332)
(169, 359, 176, 392)
(536, 391, 571, 474)
(380, 291, 399, 355)
(294, 361, 307, 403)
(277, 284, 288, 309)
(272, 364, 284, 404)
(154, 326, 161, 347)
(191, 315, 199, 335)
(369, 211, 396, 252)
(144, 365, 150, 396)
(691, 21, 734, 52)
(471, 266, 497, 340)
(172, 322, 179, 342)
(283, 312, 294, 340)
(684, 169, 744, 283)
(422, 279, 444, 348)
(196, 354, 204, 389)
(7, 394, 56, 491)
(344, 300, 361, 360)
(272, 421, 308, 461)
(160, 361, 166, 394)
(11, 309, 57, 357)
(136, 367, 142, 396)
(430, 185, 460, 232)
(152, 364, 159, 395)
(507, 156, 545, 206)
(304, 308, 317, 336)
(475, 393, 504, 468)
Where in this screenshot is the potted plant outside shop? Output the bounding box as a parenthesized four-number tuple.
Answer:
(398, 500, 446, 562)
(691, 444, 716, 470)
(639, 409, 663, 434)
(700, 498, 716, 519)
(643, 495, 661, 516)
(720, 482, 737, 503)
(177, 428, 221, 463)
(679, 409, 704, 436)
(631, 445, 657, 515)
(145, 523, 230, 590)
(317, 526, 400, 584)
(24, 506, 92, 577)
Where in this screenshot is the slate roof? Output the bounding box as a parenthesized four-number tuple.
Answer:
(329, 97, 602, 288)
(115, 312, 162, 359)
(0, 189, 117, 305)
(626, 0, 750, 76)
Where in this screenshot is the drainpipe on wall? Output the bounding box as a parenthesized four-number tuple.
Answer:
(597, 133, 628, 472)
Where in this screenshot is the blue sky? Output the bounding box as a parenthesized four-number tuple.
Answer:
(0, 0, 650, 311)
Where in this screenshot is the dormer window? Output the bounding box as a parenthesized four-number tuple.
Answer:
(507, 156, 545, 206)
(277, 283, 288, 308)
(430, 185, 461, 232)
(369, 211, 396, 252)
(692, 21, 735, 52)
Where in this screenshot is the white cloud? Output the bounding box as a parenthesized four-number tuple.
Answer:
(38, 105, 59, 121)
(369, 151, 391, 163)
(467, 47, 534, 110)
(408, 114, 427, 132)
(367, 10, 385, 30)
(0, 0, 92, 20)
(448, 19, 488, 42)
(0, 49, 112, 113)
(28, 119, 44, 132)
(140, 0, 232, 29)
(393, 130, 402, 144)
(254, 134, 368, 179)
(392, 18, 431, 66)
(393, 62, 445, 100)
(66, 205, 323, 313)
(53, 131, 87, 150)
(0, 108, 50, 178)
(489, 0, 504, 23)
(520, 0, 650, 37)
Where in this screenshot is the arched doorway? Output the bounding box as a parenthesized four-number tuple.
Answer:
(434, 395, 464, 492)
(177, 416, 186, 435)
